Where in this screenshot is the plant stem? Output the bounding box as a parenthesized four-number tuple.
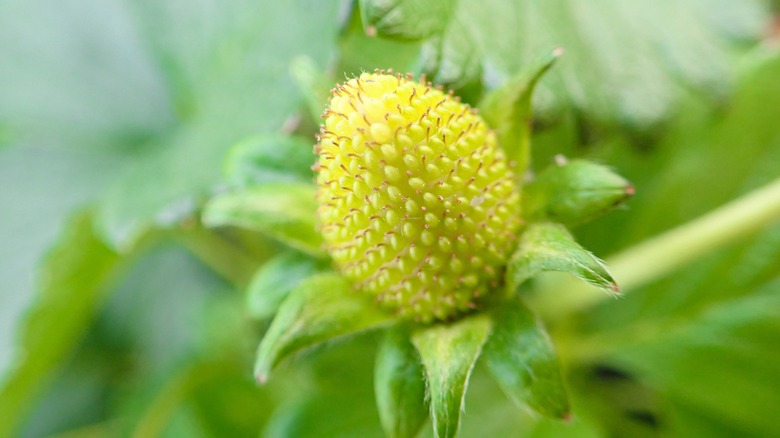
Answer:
(174, 225, 264, 287)
(533, 175, 780, 320)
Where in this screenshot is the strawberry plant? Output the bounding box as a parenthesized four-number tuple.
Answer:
(2, 1, 780, 437)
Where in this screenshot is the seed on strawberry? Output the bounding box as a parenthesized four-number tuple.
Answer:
(315, 71, 522, 322)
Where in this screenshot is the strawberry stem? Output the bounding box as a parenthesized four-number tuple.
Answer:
(533, 175, 780, 319)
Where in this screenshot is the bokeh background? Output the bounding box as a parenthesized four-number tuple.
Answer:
(2, 0, 780, 436)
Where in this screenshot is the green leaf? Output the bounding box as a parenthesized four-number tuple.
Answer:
(359, 0, 457, 41)
(114, 359, 271, 438)
(524, 159, 633, 226)
(508, 222, 617, 294)
(266, 393, 384, 438)
(0, 212, 125, 437)
(424, 0, 769, 127)
(412, 315, 492, 438)
(479, 49, 562, 175)
(337, 3, 422, 78)
(573, 52, 780, 327)
(173, 225, 268, 288)
(0, 0, 173, 151)
(0, 145, 132, 377)
(264, 336, 384, 437)
(245, 251, 320, 320)
(419, 28, 484, 104)
(254, 273, 394, 382)
(375, 328, 428, 438)
(608, 282, 780, 437)
(95, 0, 342, 248)
(484, 298, 570, 418)
(611, 50, 780, 246)
(290, 56, 333, 123)
(202, 182, 324, 257)
(224, 135, 315, 188)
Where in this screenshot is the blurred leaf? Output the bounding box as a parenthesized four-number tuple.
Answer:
(0, 145, 130, 374)
(484, 298, 569, 418)
(527, 414, 605, 438)
(375, 328, 428, 438)
(554, 49, 780, 259)
(562, 359, 664, 437)
(609, 282, 780, 437)
(578, 51, 780, 330)
(202, 182, 324, 257)
(0, 212, 128, 436)
(412, 314, 492, 438)
(359, 0, 456, 41)
(97, 243, 234, 371)
(265, 393, 385, 438)
(419, 32, 483, 104)
(617, 49, 780, 245)
(524, 159, 633, 226)
(290, 56, 333, 122)
(264, 335, 385, 437)
(245, 251, 320, 320)
(131, 362, 267, 437)
(479, 49, 561, 174)
(224, 135, 315, 188)
(117, 359, 267, 438)
(188, 370, 272, 437)
(337, 2, 422, 77)
(96, 0, 342, 248)
(423, 0, 769, 127)
(0, 123, 12, 148)
(18, 349, 111, 438)
(0, 0, 175, 149)
(508, 222, 617, 294)
(21, 242, 245, 437)
(173, 225, 267, 288)
(254, 273, 394, 381)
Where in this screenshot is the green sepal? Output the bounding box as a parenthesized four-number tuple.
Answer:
(419, 32, 484, 103)
(223, 135, 315, 188)
(507, 222, 618, 294)
(254, 273, 394, 382)
(245, 251, 321, 320)
(375, 327, 429, 438)
(411, 315, 492, 438)
(524, 159, 633, 226)
(290, 56, 332, 122)
(479, 48, 562, 175)
(202, 182, 324, 257)
(484, 298, 570, 418)
(359, 0, 456, 41)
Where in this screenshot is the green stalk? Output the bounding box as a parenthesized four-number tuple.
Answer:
(533, 175, 780, 319)
(174, 226, 264, 287)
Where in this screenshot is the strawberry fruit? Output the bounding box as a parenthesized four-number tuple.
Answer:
(316, 72, 521, 322)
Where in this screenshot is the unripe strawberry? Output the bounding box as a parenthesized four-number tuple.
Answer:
(315, 71, 521, 322)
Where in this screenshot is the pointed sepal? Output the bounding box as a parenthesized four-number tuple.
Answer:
(411, 315, 492, 438)
(254, 273, 394, 383)
(507, 222, 618, 294)
(479, 48, 562, 175)
(524, 159, 633, 226)
(375, 327, 429, 438)
(202, 182, 324, 257)
(484, 298, 570, 418)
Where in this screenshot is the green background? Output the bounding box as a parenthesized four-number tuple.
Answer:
(2, 0, 779, 436)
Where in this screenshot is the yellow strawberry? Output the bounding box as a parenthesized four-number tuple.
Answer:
(315, 71, 521, 322)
